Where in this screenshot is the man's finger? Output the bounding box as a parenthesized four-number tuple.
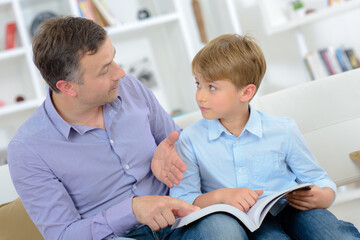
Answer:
(169, 198, 200, 217)
(161, 208, 176, 226)
(170, 165, 184, 181)
(165, 131, 179, 146)
(163, 179, 174, 188)
(166, 172, 180, 186)
(255, 190, 264, 196)
(153, 214, 169, 229)
(148, 219, 161, 232)
(172, 157, 187, 173)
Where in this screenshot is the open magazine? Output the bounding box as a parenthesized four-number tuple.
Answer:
(171, 183, 313, 232)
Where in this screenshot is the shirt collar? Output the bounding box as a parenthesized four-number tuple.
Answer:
(207, 105, 263, 141)
(44, 88, 122, 140)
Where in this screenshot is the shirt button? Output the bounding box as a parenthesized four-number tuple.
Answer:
(238, 168, 242, 173)
(133, 185, 137, 190)
(110, 139, 114, 144)
(125, 164, 130, 170)
(235, 140, 239, 144)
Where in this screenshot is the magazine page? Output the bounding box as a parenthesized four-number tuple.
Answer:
(171, 183, 313, 231)
(171, 203, 256, 230)
(246, 183, 313, 227)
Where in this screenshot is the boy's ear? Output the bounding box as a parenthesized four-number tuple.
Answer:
(240, 84, 257, 102)
(56, 80, 77, 97)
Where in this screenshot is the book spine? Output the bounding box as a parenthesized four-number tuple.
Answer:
(304, 51, 329, 80)
(327, 47, 343, 74)
(5, 22, 16, 50)
(77, 0, 100, 24)
(335, 47, 349, 72)
(319, 49, 336, 75)
(338, 45, 353, 70)
(91, 0, 117, 26)
(344, 48, 360, 69)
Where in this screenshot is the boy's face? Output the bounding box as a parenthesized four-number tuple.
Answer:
(194, 71, 245, 120)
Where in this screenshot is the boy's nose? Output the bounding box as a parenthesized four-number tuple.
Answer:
(196, 89, 206, 103)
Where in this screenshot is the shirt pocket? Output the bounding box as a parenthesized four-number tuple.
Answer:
(249, 152, 286, 182)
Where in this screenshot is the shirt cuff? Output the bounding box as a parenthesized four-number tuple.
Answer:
(313, 179, 338, 205)
(105, 197, 139, 237)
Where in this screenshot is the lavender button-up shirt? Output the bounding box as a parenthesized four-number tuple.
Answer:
(8, 74, 180, 239)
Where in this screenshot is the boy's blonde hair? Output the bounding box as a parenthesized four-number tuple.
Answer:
(192, 34, 266, 90)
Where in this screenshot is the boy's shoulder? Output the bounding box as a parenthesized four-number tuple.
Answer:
(184, 118, 209, 133)
(255, 109, 297, 128)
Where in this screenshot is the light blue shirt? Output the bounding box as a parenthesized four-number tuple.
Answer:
(170, 106, 336, 206)
(8, 75, 180, 239)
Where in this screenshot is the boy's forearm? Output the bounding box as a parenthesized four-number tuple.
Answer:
(193, 189, 223, 208)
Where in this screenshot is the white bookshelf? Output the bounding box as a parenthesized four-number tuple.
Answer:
(260, 0, 360, 35)
(0, 0, 241, 153)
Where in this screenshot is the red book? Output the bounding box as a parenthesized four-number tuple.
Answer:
(6, 22, 16, 49)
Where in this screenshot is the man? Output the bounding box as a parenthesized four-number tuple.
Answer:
(7, 17, 237, 240)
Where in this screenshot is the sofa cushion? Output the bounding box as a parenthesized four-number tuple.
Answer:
(0, 198, 44, 240)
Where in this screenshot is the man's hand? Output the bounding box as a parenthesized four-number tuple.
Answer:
(151, 131, 186, 188)
(285, 185, 335, 210)
(132, 195, 199, 231)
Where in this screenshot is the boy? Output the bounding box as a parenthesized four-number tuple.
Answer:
(170, 34, 360, 239)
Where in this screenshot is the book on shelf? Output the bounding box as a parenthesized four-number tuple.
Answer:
(319, 48, 340, 75)
(91, 0, 118, 26)
(304, 45, 360, 80)
(304, 50, 329, 80)
(5, 22, 16, 50)
(171, 183, 313, 232)
(77, 0, 108, 27)
(335, 45, 352, 72)
(344, 48, 360, 69)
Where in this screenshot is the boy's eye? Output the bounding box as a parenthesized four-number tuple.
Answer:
(195, 82, 200, 88)
(209, 85, 216, 91)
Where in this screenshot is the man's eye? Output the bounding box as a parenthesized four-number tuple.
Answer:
(102, 67, 109, 75)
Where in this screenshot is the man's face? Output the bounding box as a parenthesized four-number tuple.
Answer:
(74, 36, 125, 108)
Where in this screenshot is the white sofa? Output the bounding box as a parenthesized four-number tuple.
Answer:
(173, 68, 360, 229)
(1, 68, 360, 230)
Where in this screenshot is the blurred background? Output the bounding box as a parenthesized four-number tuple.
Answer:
(0, 0, 359, 164)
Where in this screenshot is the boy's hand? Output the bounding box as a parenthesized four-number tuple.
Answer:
(285, 185, 335, 210)
(217, 188, 264, 212)
(151, 131, 187, 188)
(132, 195, 200, 231)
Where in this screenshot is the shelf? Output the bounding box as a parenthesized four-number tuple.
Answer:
(107, 13, 179, 36)
(0, 98, 43, 117)
(265, 1, 360, 35)
(0, 47, 25, 61)
(0, 0, 11, 6)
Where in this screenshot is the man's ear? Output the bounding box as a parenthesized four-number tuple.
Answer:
(56, 80, 77, 97)
(240, 84, 257, 102)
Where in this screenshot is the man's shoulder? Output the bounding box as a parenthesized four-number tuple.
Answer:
(10, 104, 54, 145)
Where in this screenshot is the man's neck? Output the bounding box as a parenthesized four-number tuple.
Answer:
(51, 92, 106, 129)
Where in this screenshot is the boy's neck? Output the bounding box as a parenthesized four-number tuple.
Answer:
(219, 106, 250, 138)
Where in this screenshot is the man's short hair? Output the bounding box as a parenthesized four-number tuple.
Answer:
(32, 17, 107, 92)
